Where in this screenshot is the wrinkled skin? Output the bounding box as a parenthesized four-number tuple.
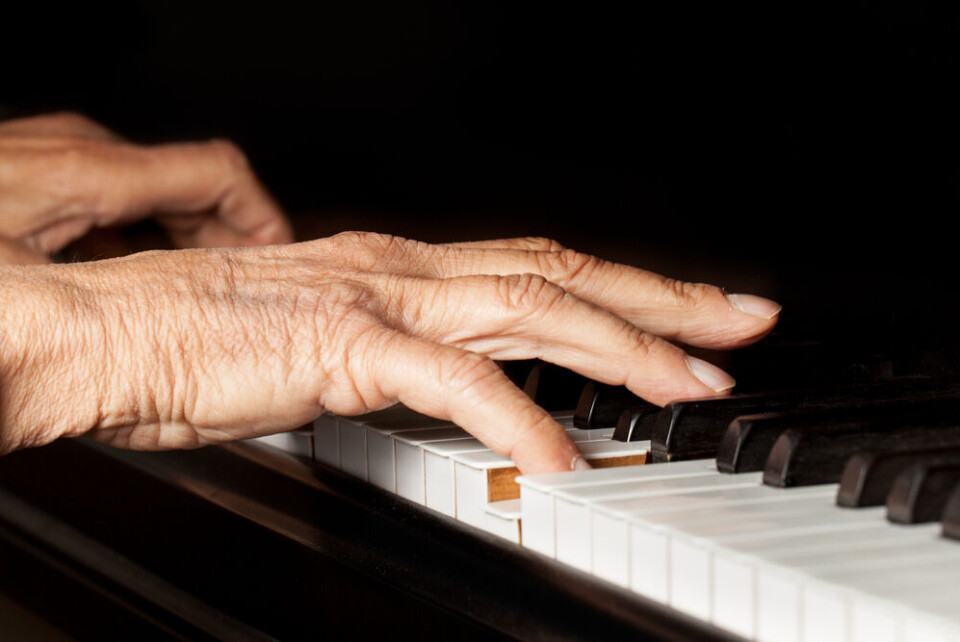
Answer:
(0, 113, 780, 475)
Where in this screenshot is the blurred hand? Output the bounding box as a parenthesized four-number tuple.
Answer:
(0, 111, 294, 264)
(0, 232, 780, 474)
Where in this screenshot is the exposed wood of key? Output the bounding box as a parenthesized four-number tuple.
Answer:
(486, 452, 648, 502)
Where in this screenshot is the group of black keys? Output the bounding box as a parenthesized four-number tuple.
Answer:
(499, 337, 960, 541)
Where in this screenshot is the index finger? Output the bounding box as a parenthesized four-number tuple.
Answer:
(366, 329, 587, 475)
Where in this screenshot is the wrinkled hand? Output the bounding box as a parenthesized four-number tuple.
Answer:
(0, 232, 780, 474)
(0, 112, 293, 264)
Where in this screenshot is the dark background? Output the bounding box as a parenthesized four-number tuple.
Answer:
(3, 0, 960, 365)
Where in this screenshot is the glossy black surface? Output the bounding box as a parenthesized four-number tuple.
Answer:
(574, 382, 653, 430)
(718, 392, 960, 474)
(0, 438, 741, 642)
(522, 362, 591, 412)
(763, 425, 960, 488)
(837, 448, 960, 509)
(657, 377, 960, 464)
(886, 459, 960, 524)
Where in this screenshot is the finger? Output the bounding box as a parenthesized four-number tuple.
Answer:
(0, 237, 51, 265)
(363, 329, 584, 475)
(375, 272, 735, 405)
(23, 138, 294, 247)
(438, 236, 566, 252)
(0, 111, 121, 141)
(133, 141, 295, 247)
(418, 243, 780, 349)
(313, 233, 778, 349)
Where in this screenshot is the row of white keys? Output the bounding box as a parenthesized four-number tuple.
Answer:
(592, 480, 837, 590)
(252, 426, 315, 458)
(312, 407, 649, 542)
(452, 439, 650, 541)
(517, 459, 721, 558)
(517, 458, 959, 641)
(624, 482, 960, 642)
(711, 510, 931, 640)
(753, 524, 960, 642)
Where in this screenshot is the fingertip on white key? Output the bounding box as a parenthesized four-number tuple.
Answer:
(571, 454, 593, 471)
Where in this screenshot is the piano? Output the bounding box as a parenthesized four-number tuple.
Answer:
(5, 336, 960, 641)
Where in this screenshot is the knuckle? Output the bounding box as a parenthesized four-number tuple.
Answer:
(43, 143, 97, 206)
(497, 273, 567, 314)
(442, 351, 503, 400)
(327, 231, 422, 270)
(513, 236, 568, 252)
(660, 277, 714, 309)
(625, 325, 659, 358)
(540, 248, 601, 285)
(208, 138, 251, 174)
(48, 111, 98, 130)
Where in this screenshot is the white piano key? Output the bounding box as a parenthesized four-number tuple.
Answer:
(592, 482, 835, 591)
(625, 494, 888, 624)
(712, 519, 934, 640)
(793, 556, 960, 642)
(482, 498, 523, 543)
(253, 427, 314, 458)
(337, 415, 369, 480)
(394, 426, 477, 504)
(423, 437, 491, 517)
(518, 457, 714, 558)
(553, 471, 764, 572)
(312, 413, 340, 468)
(387, 410, 577, 504)
(786, 538, 960, 642)
(454, 450, 525, 537)
(708, 509, 951, 642)
(365, 420, 457, 492)
(453, 439, 648, 544)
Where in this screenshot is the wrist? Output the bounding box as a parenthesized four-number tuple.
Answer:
(0, 264, 109, 452)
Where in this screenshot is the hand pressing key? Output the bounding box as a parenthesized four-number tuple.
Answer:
(0, 113, 780, 475)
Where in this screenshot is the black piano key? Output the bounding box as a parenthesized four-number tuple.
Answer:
(938, 483, 960, 541)
(717, 396, 960, 474)
(836, 447, 960, 508)
(611, 405, 663, 442)
(650, 375, 960, 463)
(763, 424, 960, 488)
(522, 362, 591, 411)
(886, 458, 960, 524)
(650, 393, 809, 463)
(498, 359, 540, 389)
(573, 382, 654, 430)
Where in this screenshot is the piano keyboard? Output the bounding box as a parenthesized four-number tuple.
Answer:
(253, 362, 960, 642)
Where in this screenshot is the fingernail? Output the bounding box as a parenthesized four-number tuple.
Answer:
(726, 293, 782, 320)
(571, 454, 593, 471)
(686, 356, 736, 393)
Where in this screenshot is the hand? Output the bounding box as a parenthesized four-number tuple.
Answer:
(0, 232, 780, 474)
(0, 112, 294, 264)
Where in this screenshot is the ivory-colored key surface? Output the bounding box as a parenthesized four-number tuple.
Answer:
(453, 439, 649, 540)
(517, 458, 713, 558)
(313, 413, 341, 468)
(394, 427, 477, 504)
(757, 533, 960, 642)
(422, 437, 491, 517)
(553, 472, 765, 572)
(335, 406, 450, 479)
(590, 481, 836, 590)
(625, 494, 886, 615)
(482, 498, 523, 543)
(710, 511, 933, 640)
(253, 427, 314, 459)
